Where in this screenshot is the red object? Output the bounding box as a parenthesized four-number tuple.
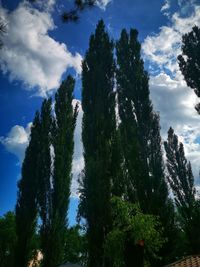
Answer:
(137, 239, 145, 247)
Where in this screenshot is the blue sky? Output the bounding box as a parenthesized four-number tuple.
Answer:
(0, 0, 200, 225)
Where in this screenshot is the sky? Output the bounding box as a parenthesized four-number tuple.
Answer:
(0, 0, 200, 225)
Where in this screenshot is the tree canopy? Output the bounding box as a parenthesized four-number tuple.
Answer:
(178, 26, 200, 113)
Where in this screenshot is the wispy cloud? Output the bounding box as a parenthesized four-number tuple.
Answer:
(161, 0, 170, 17)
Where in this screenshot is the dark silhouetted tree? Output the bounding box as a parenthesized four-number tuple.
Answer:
(79, 20, 116, 267)
(15, 76, 77, 267)
(63, 225, 88, 265)
(164, 127, 200, 254)
(116, 29, 176, 265)
(0, 212, 16, 267)
(15, 112, 41, 267)
(178, 26, 200, 113)
(37, 98, 53, 267)
(116, 28, 169, 214)
(42, 76, 78, 267)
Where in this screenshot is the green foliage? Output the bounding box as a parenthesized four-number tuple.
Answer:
(79, 19, 116, 267)
(0, 212, 16, 267)
(164, 127, 200, 254)
(63, 225, 88, 265)
(116, 28, 176, 265)
(104, 197, 165, 267)
(41, 76, 78, 267)
(13, 20, 200, 267)
(15, 76, 77, 267)
(116, 28, 169, 214)
(116, 28, 146, 205)
(37, 98, 53, 267)
(178, 26, 200, 113)
(164, 127, 195, 217)
(104, 229, 125, 267)
(15, 112, 41, 267)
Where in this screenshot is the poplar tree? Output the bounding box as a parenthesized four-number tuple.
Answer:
(116, 29, 147, 206)
(116, 28, 169, 215)
(178, 26, 200, 113)
(15, 112, 41, 267)
(116, 29, 176, 265)
(79, 20, 116, 267)
(42, 76, 78, 267)
(15, 76, 77, 267)
(37, 98, 53, 267)
(164, 127, 200, 253)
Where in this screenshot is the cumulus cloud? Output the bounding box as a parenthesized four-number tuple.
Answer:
(143, 2, 200, 181)
(0, 2, 82, 96)
(143, 4, 200, 74)
(0, 123, 32, 162)
(150, 73, 200, 178)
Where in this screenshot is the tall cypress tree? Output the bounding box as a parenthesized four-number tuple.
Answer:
(79, 20, 116, 267)
(15, 77, 77, 267)
(37, 98, 53, 267)
(116, 29, 176, 265)
(164, 127, 195, 219)
(42, 76, 78, 267)
(178, 26, 200, 113)
(164, 127, 200, 253)
(116, 28, 169, 215)
(116, 29, 147, 206)
(15, 112, 41, 267)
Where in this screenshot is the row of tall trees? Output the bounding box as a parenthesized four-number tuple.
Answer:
(15, 76, 78, 267)
(12, 21, 200, 267)
(79, 20, 200, 267)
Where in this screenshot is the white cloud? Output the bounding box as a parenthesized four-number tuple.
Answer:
(40, 0, 56, 10)
(177, 0, 199, 16)
(161, 0, 170, 12)
(0, 123, 32, 162)
(71, 100, 84, 198)
(150, 74, 200, 179)
(161, 0, 171, 17)
(96, 0, 112, 10)
(143, 3, 200, 181)
(0, 2, 82, 96)
(143, 5, 200, 74)
(30, 0, 56, 11)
